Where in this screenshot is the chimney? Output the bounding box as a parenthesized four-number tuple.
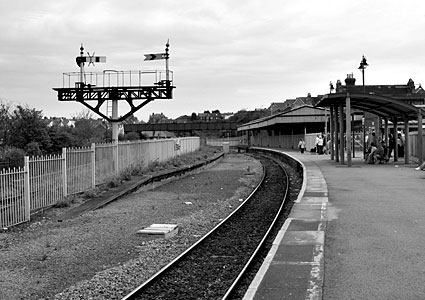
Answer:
(407, 78, 415, 92)
(345, 73, 356, 86)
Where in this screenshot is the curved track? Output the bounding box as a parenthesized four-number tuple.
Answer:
(122, 153, 299, 300)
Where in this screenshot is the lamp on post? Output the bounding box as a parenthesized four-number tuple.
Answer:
(329, 81, 335, 93)
(358, 55, 368, 93)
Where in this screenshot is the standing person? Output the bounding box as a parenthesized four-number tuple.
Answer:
(317, 134, 324, 155)
(397, 132, 404, 158)
(322, 134, 327, 154)
(298, 138, 306, 154)
(326, 139, 331, 155)
(387, 132, 395, 160)
(315, 134, 320, 154)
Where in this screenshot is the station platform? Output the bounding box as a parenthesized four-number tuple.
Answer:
(244, 150, 425, 300)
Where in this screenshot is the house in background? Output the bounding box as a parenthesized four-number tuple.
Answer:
(46, 117, 76, 128)
(268, 93, 322, 115)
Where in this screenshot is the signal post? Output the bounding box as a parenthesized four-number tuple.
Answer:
(53, 41, 175, 142)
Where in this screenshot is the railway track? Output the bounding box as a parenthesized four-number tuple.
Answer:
(122, 153, 301, 300)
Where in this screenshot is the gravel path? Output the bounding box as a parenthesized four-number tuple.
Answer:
(0, 152, 263, 300)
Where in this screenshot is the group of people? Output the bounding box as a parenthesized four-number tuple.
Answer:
(297, 130, 424, 171)
(364, 132, 389, 164)
(298, 134, 327, 155)
(363, 130, 410, 164)
(364, 130, 425, 171)
(314, 134, 326, 155)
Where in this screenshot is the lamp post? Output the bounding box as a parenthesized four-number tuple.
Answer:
(358, 55, 368, 93)
(358, 55, 369, 155)
(326, 82, 334, 139)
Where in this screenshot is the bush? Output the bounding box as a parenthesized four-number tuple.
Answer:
(130, 163, 145, 176)
(83, 188, 101, 198)
(120, 167, 133, 181)
(107, 177, 122, 188)
(53, 195, 77, 208)
(26, 141, 42, 157)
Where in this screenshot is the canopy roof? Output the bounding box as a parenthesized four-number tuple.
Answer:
(237, 105, 327, 131)
(315, 92, 425, 121)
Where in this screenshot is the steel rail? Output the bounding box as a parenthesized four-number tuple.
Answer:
(121, 160, 267, 300)
(220, 154, 290, 299)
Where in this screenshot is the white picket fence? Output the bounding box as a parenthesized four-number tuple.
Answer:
(0, 137, 200, 228)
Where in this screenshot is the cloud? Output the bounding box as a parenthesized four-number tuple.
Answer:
(1, 0, 425, 121)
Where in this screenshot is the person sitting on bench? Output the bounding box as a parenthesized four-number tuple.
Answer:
(375, 141, 389, 164)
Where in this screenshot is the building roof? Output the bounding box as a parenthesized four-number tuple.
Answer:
(269, 94, 322, 114)
(237, 105, 327, 131)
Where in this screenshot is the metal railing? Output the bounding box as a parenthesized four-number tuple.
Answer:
(0, 137, 200, 228)
(61, 70, 173, 89)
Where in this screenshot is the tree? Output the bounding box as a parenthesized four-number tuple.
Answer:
(48, 126, 78, 153)
(228, 109, 269, 124)
(72, 109, 95, 120)
(72, 109, 109, 145)
(9, 105, 51, 153)
(148, 113, 170, 124)
(0, 100, 11, 146)
(121, 114, 139, 125)
(26, 141, 42, 157)
(73, 119, 108, 146)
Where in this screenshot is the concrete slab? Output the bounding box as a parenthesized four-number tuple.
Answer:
(289, 204, 323, 220)
(281, 231, 324, 245)
(273, 244, 315, 262)
(303, 191, 328, 197)
(287, 220, 321, 231)
(291, 203, 323, 211)
(137, 224, 179, 238)
(252, 287, 308, 300)
(259, 263, 312, 289)
(301, 196, 328, 204)
(289, 209, 322, 220)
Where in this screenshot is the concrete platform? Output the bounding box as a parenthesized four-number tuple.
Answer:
(244, 152, 328, 300)
(244, 150, 424, 300)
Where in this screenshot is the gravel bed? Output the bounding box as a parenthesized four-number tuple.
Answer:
(0, 152, 263, 300)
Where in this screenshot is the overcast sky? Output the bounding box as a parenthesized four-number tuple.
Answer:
(1, 0, 425, 122)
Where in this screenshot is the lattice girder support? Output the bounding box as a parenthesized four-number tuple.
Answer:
(53, 84, 174, 122)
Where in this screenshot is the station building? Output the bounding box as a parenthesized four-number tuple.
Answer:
(237, 104, 329, 152)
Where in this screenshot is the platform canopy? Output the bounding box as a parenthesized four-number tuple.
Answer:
(315, 91, 425, 166)
(316, 92, 425, 120)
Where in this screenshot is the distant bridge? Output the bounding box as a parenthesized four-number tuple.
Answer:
(124, 121, 238, 133)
